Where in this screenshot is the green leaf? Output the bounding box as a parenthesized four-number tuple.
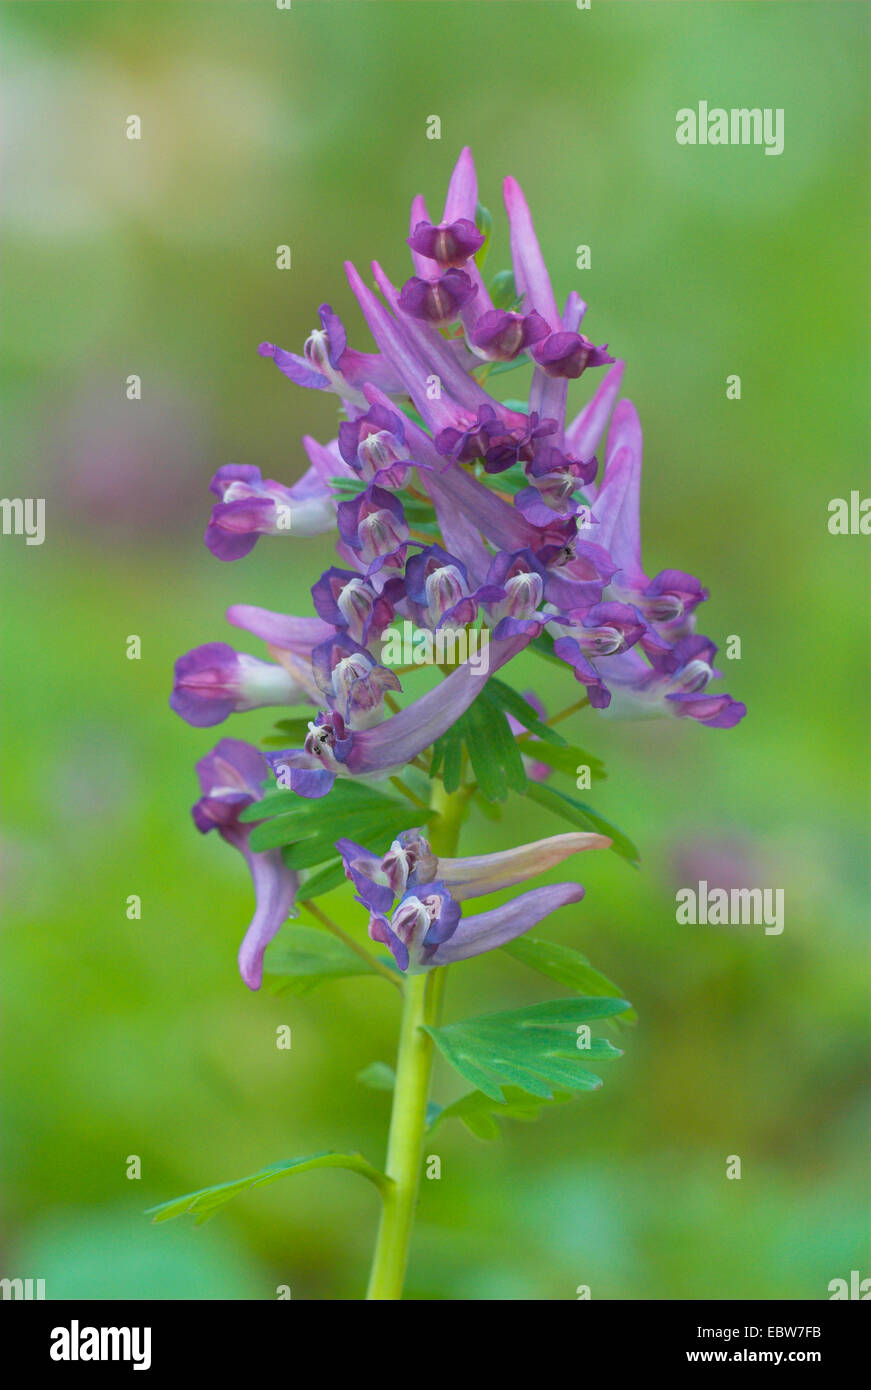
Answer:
(247, 782, 428, 854)
(425, 997, 630, 1103)
(488, 269, 519, 309)
(485, 677, 566, 747)
(240, 778, 397, 825)
(466, 688, 527, 799)
(329, 476, 367, 496)
(474, 202, 493, 270)
(356, 1061, 396, 1091)
(279, 801, 428, 867)
(429, 1085, 574, 1141)
(146, 1151, 389, 1225)
(431, 685, 527, 803)
(430, 722, 464, 793)
(261, 717, 316, 749)
(524, 781, 639, 866)
(514, 737, 607, 783)
(502, 936, 638, 1025)
(263, 925, 377, 995)
(299, 859, 346, 899)
(486, 355, 532, 378)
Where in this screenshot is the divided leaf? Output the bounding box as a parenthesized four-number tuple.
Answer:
(299, 859, 347, 899)
(524, 781, 639, 866)
(430, 685, 527, 802)
(425, 997, 630, 1103)
(264, 925, 378, 995)
(502, 935, 637, 1024)
(244, 781, 429, 862)
(261, 717, 315, 749)
(146, 1151, 388, 1226)
(486, 678, 568, 746)
(429, 1085, 574, 1141)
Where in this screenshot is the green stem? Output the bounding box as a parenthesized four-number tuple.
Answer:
(546, 695, 590, 727)
(365, 778, 466, 1300)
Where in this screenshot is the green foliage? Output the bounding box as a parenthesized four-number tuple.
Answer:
(524, 781, 639, 866)
(146, 1152, 389, 1225)
(514, 737, 606, 781)
(474, 201, 493, 270)
(430, 685, 527, 802)
(299, 859, 347, 899)
(240, 782, 426, 876)
(261, 717, 315, 749)
(502, 936, 637, 1025)
(488, 269, 519, 309)
(425, 997, 630, 1103)
(429, 1085, 574, 1141)
(485, 677, 564, 747)
(487, 675, 607, 779)
(264, 926, 379, 996)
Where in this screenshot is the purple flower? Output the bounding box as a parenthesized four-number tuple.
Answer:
(337, 404, 412, 488)
(341, 825, 606, 971)
(667, 691, 747, 729)
(503, 175, 562, 331)
(434, 404, 510, 464)
(205, 462, 336, 561)
(267, 631, 532, 799)
(258, 303, 401, 406)
(480, 549, 549, 638)
(338, 828, 438, 912)
(311, 567, 400, 647)
(537, 529, 618, 612)
(531, 331, 615, 380)
(403, 544, 481, 630)
(481, 412, 559, 475)
(398, 270, 477, 325)
(635, 569, 708, 625)
(192, 739, 298, 990)
(551, 636, 613, 709)
(590, 400, 708, 628)
(173, 146, 747, 1017)
(516, 445, 598, 522)
(342, 827, 608, 903)
(468, 308, 550, 362)
(407, 218, 485, 268)
(336, 484, 410, 574)
(311, 632, 401, 730)
(369, 880, 462, 973)
(594, 633, 746, 727)
(171, 642, 311, 727)
(555, 601, 647, 657)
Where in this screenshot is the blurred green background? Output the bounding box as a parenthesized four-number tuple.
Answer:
(2, 0, 868, 1300)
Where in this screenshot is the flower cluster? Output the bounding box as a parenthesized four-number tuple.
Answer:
(339, 828, 608, 973)
(171, 148, 745, 988)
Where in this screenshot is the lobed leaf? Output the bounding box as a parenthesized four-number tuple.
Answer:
(263, 925, 378, 995)
(299, 859, 347, 899)
(502, 935, 637, 1024)
(425, 997, 630, 1103)
(524, 781, 639, 866)
(146, 1151, 389, 1226)
(429, 1085, 574, 1141)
